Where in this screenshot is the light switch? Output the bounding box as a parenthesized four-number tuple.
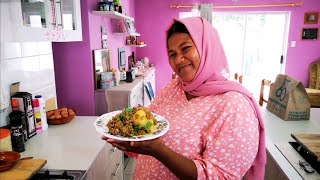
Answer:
(290, 41, 296, 48)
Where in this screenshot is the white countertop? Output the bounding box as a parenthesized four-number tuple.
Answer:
(21, 116, 104, 171)
(261, 108, 320, 180)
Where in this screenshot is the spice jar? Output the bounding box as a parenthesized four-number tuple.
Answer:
(0, 129, 13, 151)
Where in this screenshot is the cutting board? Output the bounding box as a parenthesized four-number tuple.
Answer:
(0, 159, 46, 180)
(291, 134, 320, 161)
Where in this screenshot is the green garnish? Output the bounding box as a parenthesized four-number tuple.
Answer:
(133, 126, 139, 134)
(119, 114, 126, 120)
(125, 107, 133, 112)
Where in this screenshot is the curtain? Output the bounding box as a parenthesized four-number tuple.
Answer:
(199, 4, 213, 24)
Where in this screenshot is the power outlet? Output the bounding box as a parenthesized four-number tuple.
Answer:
(0, 95, 9, 113)
(101, 26, 107, 35)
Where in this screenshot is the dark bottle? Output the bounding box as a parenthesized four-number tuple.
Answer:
(9, 99, 26, 152)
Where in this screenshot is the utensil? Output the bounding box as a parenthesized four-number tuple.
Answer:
(0, 156, 33, 166)
(0, 151, 20, 172)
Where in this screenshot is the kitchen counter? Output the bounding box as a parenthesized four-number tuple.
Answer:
(21, 116, 104, 171)
(261, 108, 320, 179)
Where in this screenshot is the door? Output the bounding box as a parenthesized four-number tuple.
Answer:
(212, 12, 289, 99)
(180, 12, 289, 100)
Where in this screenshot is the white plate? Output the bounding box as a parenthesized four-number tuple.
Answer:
(94, 110, 170, 141)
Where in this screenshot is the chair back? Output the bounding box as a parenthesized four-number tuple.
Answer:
(259, 79, 272, 106)
(234, 73, 243, 84)
(308, 60, 320, 90)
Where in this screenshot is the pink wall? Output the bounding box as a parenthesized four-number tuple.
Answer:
(135, 0, 320, 93)
(53, 0, 135, 115)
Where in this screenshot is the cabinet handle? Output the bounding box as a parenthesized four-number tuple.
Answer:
(113, 163, 121, 176)
(110, 147, 116, 152)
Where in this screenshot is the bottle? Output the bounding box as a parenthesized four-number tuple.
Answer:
(9, 99, 26, 152)
(32, 99, 42, 133)
(34, 95, 48, 131)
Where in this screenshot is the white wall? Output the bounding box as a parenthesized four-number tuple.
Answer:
(0, 42, 57, 127)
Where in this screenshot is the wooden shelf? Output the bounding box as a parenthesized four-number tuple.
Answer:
(92, 11, 134, 21)
(127, 44, 147, 47)
(113, 32, 141, 36)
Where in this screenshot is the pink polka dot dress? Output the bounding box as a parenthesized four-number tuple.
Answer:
(133, 79, 260, 180)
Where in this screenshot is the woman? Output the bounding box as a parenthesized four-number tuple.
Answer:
(105, 17, 266, 180)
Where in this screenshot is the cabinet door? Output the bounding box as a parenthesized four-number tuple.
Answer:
(143, 68, 156, 107)
(129, 81, 144, 107)
(56, 0, 82, 42)
(104, 150, 124, 180)
(3, 0, 82, 42)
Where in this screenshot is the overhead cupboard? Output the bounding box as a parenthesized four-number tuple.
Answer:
(1, 0, 82, 42)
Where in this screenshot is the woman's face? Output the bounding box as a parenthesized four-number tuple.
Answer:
(167, 33, 200, 82)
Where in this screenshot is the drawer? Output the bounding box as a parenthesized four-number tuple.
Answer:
(104, 149, 124, 180)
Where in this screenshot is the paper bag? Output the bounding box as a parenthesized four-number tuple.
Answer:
(266, 74, 311, 121)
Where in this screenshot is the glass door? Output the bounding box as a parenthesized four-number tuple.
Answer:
(179, 12, 289, 100)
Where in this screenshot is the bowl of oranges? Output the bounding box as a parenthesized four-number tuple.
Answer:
(46, 108, 77, 125)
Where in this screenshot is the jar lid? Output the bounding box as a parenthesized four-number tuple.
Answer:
(0, 129, 11, 139)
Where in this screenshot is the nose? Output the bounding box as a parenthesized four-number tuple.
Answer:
(173, 53, 185, 65)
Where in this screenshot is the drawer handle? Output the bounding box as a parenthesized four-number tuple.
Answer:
(113, 163, 121, 176)
(110, 147, 116, 152)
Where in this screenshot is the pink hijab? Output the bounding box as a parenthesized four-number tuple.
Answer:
(167, 17, 266, 180)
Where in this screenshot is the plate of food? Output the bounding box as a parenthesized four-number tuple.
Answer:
(94, 107, 170, 141)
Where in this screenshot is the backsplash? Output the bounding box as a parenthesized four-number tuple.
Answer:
(0, 42, 57, 127)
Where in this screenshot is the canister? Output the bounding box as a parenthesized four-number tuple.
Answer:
(0, 129, 13, 151)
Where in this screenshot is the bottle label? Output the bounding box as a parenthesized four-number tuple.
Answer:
(12, 125, 23, 136)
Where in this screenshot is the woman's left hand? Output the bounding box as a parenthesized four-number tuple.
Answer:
(102, 136, 164, 157)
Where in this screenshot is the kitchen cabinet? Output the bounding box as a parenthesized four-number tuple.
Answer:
(95, 79, 144, 115)
(139, 67, 156, 107)
(94, 67, 156, 115)
(2, 0, 82, 42)
(87, 144, 124, 180)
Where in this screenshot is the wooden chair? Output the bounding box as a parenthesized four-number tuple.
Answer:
(259, 79, 272, 106)
(234, 73, 243, 84)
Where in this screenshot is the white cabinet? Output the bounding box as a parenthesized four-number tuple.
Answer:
(1, 0, 82, 42)
(87, 143, 124, 180)
(94, 67, 156, 115)
(95, 79, 144, 115)
(139, 67, 156, 107)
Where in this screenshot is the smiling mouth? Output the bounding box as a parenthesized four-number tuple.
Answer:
(178, 64, 192, 73)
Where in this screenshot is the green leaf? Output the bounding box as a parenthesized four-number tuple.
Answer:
(145, 121, 152, 129)
(125, 107, 133, 112)
(119, 114, 126, 120)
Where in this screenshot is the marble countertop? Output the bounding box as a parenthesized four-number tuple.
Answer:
(261, 107, 320, 180)
(21, 116, 103, 171)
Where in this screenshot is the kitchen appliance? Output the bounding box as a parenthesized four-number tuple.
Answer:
(31, 169, 86, 180)
(11, 92, 36, 139)
(275, 141, 320, 180)
(126, 69, 136, 83)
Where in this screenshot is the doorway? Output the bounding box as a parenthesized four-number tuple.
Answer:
(180, 12, 290, 100)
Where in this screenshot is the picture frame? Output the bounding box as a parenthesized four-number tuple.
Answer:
(125, 19, 136, 33)
(93, 49, 111, 89)
(301, 28, 318, 40)
(304, 12, 319, 24)
(94, 49, 111, 72)
(118, 47, 126, 70)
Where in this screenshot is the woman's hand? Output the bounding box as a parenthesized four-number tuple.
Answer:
(102, 136, 164, 157)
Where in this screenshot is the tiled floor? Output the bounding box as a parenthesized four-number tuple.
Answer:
(124, 157, 137, 180)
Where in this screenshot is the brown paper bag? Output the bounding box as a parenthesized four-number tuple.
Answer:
(266, 74, 311, 121)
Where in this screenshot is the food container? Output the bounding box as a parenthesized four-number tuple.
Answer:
(0, 129, 13, 152)
(0, 151, 20, 172)
(46, 108, 78, 125)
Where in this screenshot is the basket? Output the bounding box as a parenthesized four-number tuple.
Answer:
(47, 109, 78, 125)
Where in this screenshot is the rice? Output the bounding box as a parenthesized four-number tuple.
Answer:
(107, 107, 157, 137)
